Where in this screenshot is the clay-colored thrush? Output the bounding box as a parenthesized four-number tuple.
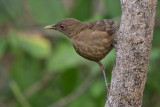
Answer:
(45, 18, 116, 90)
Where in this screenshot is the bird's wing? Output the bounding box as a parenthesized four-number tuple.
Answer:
(87, 19, 116, 35)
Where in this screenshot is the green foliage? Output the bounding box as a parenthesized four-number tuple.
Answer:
(70, 0, 92, 20)
(0, 37, 7, 58)
(27, 0, 65, 24)
(90, 79, 106, 98)
(103, 0, 121, 18)
(46, 42, 85, 72)
(60, 68, 78, 94)
(0, 0, 22, 23)
(8, 31, 51, 59)
(0, 0, 159, 107)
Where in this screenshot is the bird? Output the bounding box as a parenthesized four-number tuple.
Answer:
(45, 18, 116, 91)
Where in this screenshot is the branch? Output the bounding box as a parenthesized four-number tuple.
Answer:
(106, 0, 157, 107)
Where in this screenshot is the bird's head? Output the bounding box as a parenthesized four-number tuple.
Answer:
(45, 18, 85, 38)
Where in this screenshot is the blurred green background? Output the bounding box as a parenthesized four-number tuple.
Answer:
(0, 0, 160, 107)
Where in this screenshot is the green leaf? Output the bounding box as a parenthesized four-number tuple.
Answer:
(8, 31, 51, 59)
(46, 42, 85, 72)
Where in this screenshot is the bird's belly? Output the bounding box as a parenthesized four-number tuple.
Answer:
(72, 41, 111, 62)
(71, 30, 113, 62)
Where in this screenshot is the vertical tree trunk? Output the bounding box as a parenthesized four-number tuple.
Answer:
(106, 0, 157, 107)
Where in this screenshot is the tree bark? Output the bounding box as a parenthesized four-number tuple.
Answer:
(106, 0, 157, 107)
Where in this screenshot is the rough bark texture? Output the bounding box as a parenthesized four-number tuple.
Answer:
(106, 0, 157, 107)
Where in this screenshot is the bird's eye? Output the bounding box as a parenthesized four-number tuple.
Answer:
(60, 24, 65, 29)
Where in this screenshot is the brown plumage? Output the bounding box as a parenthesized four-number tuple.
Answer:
(45, 18, 116, 90)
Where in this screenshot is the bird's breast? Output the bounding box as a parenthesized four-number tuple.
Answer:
(71, 30, 113, 62)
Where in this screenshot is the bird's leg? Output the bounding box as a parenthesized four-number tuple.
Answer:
(98, 61, 110, 92)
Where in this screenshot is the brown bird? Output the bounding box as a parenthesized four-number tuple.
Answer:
(45, 18, 116, 90)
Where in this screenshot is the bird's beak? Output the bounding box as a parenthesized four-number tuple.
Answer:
(44, 24, 56, 29)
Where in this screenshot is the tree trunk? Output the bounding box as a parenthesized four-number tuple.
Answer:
(106, 0, 157, 107)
